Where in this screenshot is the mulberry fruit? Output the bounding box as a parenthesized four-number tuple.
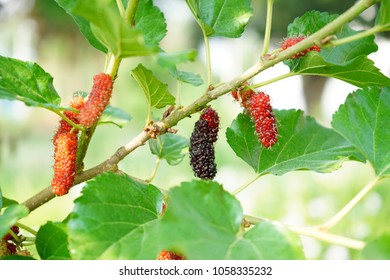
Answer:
(55, 95, 85, 136)
(6, 242, 17, 255)
(199, 107, 220, 142)
(51, 96, 84, 196)
(231, 85, 256, 110)
(281, 36, 321, 59)
(51, 133, 78, 196)
(189, 108, 219, 179)
(2, 226, 19, 241)
(78, 73, 113, 128)
(249, 92, 278, 148)
(157, 250, 184, 260)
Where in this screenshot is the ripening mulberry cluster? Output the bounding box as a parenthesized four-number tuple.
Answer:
(51, 95, 85, 196)
(231, 84, 255, 109)
(281, 36, 321, 59)
(189, 108, 220, 179)
(249, 92, 278, 148)
(1, 226, 18, 257)
(77, 73, 113, 128)
(56, 95, 85, 135)
(52, 133, 78, 196)
(231, 86, 278, 148)
(157, 250, 185, 260)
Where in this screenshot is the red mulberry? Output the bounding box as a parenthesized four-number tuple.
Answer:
(6, 242, 17, 255)
(2, 226, 19, 241)
(51, 96, 84, 196)
(189, 108, 219, 179)
(51, 133, 78, 196)
(249, 92, 278, 148)
(55, 95, 85, 136)
(157, 250, 184, 260)
(77, 73, 113, 128)
(281, 36, 321, 59)
(231, 86, 256, 110)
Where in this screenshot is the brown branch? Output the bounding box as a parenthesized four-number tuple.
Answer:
(21, 0, 377, 213)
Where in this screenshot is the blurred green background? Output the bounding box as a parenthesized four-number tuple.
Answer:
(0, 0, 389, 260)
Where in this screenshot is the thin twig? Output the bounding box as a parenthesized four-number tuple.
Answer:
(316, 177, 381, 232)
(147, 158, 161, 183)
(244, 215, 365, 250)
(231, 173, 262, 196)
(261, 0, 275, 56)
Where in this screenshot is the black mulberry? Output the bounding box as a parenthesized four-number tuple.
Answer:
(189, 108, 219, 179)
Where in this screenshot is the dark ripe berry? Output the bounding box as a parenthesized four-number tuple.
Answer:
(281, 36, 321, 59)
(78, 73, 113, 128)
(197, 108, 220, 143)
(157, 250, 184, 260)
(6, 242, 17, 255)
(3, 226, 20, 241)
(249, 92, 278, 148)
(189, 108, 220, 179)
(190, 138, 217, 179)
(51, 133, 78, 196)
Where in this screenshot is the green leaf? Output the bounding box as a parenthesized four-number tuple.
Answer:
(332, 87, 390, 177)
(0, 205, 29, 239)
(157, 50, 203, 86)
(98, 105, 132, 128)
(376, 0, 390, 29)
(54, 0, 107, 53)
(71, 0, 156, 58)
(36, 222, 71, 260)
(228, 221, 305, 260)
(290, 53, 390, 88)
(361, 234, 390, 260)
(68, 172, 162, 259)
(226, 110, 364, 175)
(287, 11, 338, 37)
(156, 180, 304, 259)
(131, 64, 175, 109)
(135, 0, 167, 47)
(1, 197, 19, 209)
(0, 56, 63, 110)
(0, 188, 17, 210)
(169, 68, 203, 86)
(157, 50, 197, 68)
(319, 26, 377, 66)
(149, 133, 189, 165)
(186, 0, 253, 38)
